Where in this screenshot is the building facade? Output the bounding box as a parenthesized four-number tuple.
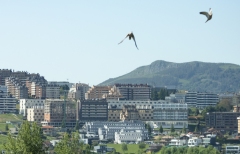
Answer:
(85, 86, 112, 100)
(0, 86, 17, 113)
(46, 84, 60, 99)
(185, 92, 219, 108)
(205, 112, 240, 131)
(114, 84, 151, 100)
(68, 83, 90, 100)
(5, 77, 28, 99)
(27, 107, 44, 124)
(115, 129, 148, 144)
(19, 99, 45, 116)
(42, 99, 77, 127)
(78, 99, 108, 121)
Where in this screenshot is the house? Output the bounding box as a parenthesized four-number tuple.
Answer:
(146, 144, 162, 153)
(93, 145, 115, 154)
(114, 129, 148, 144)
(188, 137, 202, 147)
(169, 138, 187, 146)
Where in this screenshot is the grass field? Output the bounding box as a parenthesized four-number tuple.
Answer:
(0, 114, 23, 123)
(0, 135, 8, 151)
(107, 144, 149, 154)
(0, 123, 15, 132)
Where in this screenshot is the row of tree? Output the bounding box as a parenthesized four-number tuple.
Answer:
(3, 121, 90, 154)
(159, 145, 220, 154)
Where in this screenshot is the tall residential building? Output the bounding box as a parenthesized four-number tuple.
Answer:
(68, 83, 90, 100)
(19, 99, 45, 116)
(85, 86, 112, 100)
(185, 92, 219, 108)
(205, 112, 240, 131)
(114, 84, 151, 100)
(153, 103, 188, 129)
(26, 74, 48, 98)
(107, 99, 188, 128)
(5, 77, 28, 99)
(46, 84, 60, 99)
(27, 107, 44, 124)
(42, 99, 77, 127)
(78, 99, 108, 121)
(0, 69, 12, 85)
(0, 86, 17, 113)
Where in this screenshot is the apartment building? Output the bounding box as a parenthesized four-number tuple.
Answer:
(25, 74, 48, 98)
(107, 100, 188, 128)
(0, 69, 12, 85)
(46, 84, 60, 99)
(185, 92, 219, 108)
(78, 99, 108, 121)
(120, 105, 141, 121)
(115, 129, 148, 144)
(107, 100, 153, 122)
(68, 83, 90, 100)
(27, 107, 44, 124)
(42, 99, 76, 127)
(114, 84, 151, 100)
(84, 120, 146, 139)
(5, 77, 28, 99)
(85, 86, 112, 100)
(153, 103, 188, 129)
(19, 99, 45, 116)
(0, 86, 17, 113)
(102, 86, 123, 100)
(205, 112, 240, 131)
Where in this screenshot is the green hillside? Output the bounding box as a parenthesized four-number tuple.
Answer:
(99, 60, 240, 93)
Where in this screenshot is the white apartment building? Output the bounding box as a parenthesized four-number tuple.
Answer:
(169, 138, 187, 146)
(188, 137, 202, 147)
(0, 85, 17, 113)
(27, 107, 44, 124)
(19, 99, 45, 116)
(185, 92, 219, 108)
(152, 103, 188, 129)
(115, 129, 148, 144)
(46, 85, 60, 99)
(68, 83, 90, 100)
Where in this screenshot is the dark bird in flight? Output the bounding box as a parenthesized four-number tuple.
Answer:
(118, 32, 138, 50)
(200, 8, 212, 23)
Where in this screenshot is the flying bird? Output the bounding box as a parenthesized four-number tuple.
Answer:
(118, 32, 139, 50)
(200, 8, 213, 23)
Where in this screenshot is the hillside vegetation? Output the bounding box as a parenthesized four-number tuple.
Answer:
(99, 60, 240, 93)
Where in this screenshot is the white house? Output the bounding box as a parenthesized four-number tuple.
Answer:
(188, 137, 202, 147)
(169, 138, 187, 146)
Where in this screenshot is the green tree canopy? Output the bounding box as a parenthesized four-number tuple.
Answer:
(54, 131, 82, 154)
(121, 143, 128, 153)
(159, 124, 163, 134)
(4, 121, 44, 154)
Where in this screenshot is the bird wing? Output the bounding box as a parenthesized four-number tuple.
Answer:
(132, 34, 139, 50)
(200, 11, 209, 18)
(118, 34, 129, 44)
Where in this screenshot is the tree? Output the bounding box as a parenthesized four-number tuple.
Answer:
(159, 125, 163, 135)
(4, 121, 44, 154)
(75, 120, 79, 131)
(54, 131, 82, 154)
(121, 143, 128, 153)
(194, 125, 199, 133)
(170, 124, 175, 133)
(5, 124, 9, 131)
(146, 123, 152, 135)
(182, 124, 186, 134)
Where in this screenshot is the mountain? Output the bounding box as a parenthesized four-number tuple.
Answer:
(99, 60, 240, 93)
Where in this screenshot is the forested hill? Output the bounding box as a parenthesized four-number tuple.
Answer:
(99, 60, 240, 93)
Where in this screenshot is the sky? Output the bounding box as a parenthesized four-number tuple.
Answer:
(0, 1, 240, 86)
